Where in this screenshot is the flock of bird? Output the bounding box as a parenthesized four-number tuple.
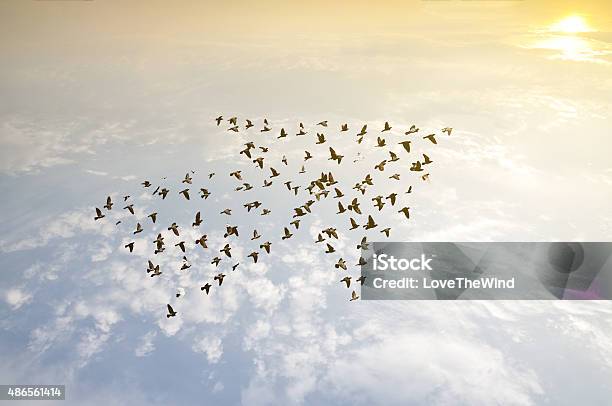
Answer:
(94, 116, 452, 318)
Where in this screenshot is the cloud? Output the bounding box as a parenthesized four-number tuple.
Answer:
(134, 331, 157, 357)
(192, 335, 224, 364)
(4, 288, 32, 310)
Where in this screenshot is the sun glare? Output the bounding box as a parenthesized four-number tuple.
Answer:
(549, 15, 593, 33)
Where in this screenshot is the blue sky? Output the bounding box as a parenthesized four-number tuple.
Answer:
(1, 1, 612, 405)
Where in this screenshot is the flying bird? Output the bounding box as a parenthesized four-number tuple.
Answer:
(166, 304, 177, 318)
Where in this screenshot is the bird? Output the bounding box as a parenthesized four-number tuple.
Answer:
(282, 155, 288, 165)
(304, 151, 313, 161)
(349, 217, 359, 230)
(410, 161, 423, 172)
(398, 207, 410, 219)
(220, 209, 232, 215)
(278, 128, 287, 138)
(376, 137, 386, 147)
(340, 276, 352, 288)
(348, 198, 362, 214)
(133, 223, 143, 234)
(220, 244, 232, 257)
(224, 225, 239, 238)
(124, 242, 135, 252)
(230, 171, 242, 180)
(405, 125, 419, 134)
(364, 215, 377, 230)
(248, 251, 259, 263)
(261, 125, 271, 133)
(325, 243, 335, 254)
(335, 258, 347, 270)
(357, 236, 369, 250)
(241, 148, 252, 159)
(381, 227, 391, 237)
(328, 147, 344, 164)
(382, 121, 391, 132)
(423, 133, 437, 144)
(398, 140, 411, 153)
(179, 189, 190, 200)
(215, 115, 223, 126)
(200, 188, 211, 199)
(374, 160, 387, 171)
(406, 186, 413, 194)
(290, 219, 300, 229)
(259, 146, 269, 153)
(208, 173, 215, 179)
(340, 123, 348, 132)
(159, 188, 169, 199)
(372, 196, 385, 211)
(337, 202, 346, 214)
(168, 223, 179, 236)
(270, 167, 280, 178)
(176, 289, 185, 299)
(316, 133, 326, 144)
(180, 257, 191, 270)
(253, 157, 264, 168)
(124, 204, 135, 215)
(386, 193, 397, 205)
(201, 283, 212, 294)
(104, 196, 113, 210)
(334, 188, 344, 198)
(260, 241, 271, 254)
(232, 263, 240, 271)
(356, 276, 367, 285)
(421, 173, 430, 181)
(315, 233, 325, 243)
(193, 211, 203, 226)
(261, 208, 271, 215)
(317, 120, 328, 127)
(251, 230, 261, 240)
(148, 212, 157, 223)
(211, 257, 221, 267)
(442, 127, 453, 135)
(389, 151, 399, 162)
(422, 153, 433, 165)
(195, 235, 208, 248)
(94, 208, 105, 220)
(182, 173, 193, 184)
(175, 241, 186, 253)
(350, 290, 359, 301)
(142, 181, 151, 188)
(263, 180, 273, 187)
(166, 304, 177, 318)
(356, 257, 368, 266)
(282, 227, 293, 240)
(389, 174, 400, 180)
(357, 124, 367, 136)
(245, 119, 254, 129)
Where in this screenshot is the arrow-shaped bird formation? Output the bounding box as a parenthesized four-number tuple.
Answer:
(93, 117, 454, 319)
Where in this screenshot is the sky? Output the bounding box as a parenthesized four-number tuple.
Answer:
(1, 1, 612, 405)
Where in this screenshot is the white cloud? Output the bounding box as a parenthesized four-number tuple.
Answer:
(192, 335, 224, 364)
(4, 288, 32, 310)
(134, 331, 157, 357)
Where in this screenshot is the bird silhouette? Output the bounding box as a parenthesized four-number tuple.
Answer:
(349, 291, 359, 301)
(423, 133, 437, 144)
(214, 273, 226, 286)
(166, 304, 177, 318)
(94, 208, 105, 220)
(201, 283, 212, 294)
(340, 276, 352, 288)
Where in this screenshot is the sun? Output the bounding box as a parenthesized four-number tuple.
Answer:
(549, 15, 593, 33)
